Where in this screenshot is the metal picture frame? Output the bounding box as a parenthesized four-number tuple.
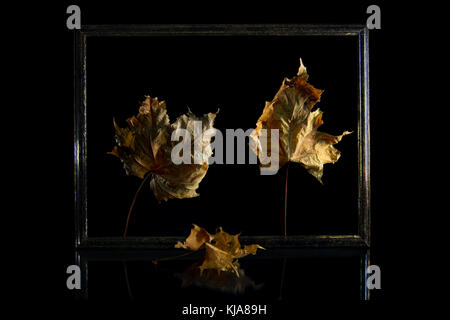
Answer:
(74, 24, 370, 250)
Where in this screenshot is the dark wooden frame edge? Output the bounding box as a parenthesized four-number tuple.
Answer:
(74, 24, 370, 250)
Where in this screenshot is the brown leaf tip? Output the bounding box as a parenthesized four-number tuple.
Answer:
(297, 58, 308, 78)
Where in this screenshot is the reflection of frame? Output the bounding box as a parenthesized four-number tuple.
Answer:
(75, 248, 370, 300)
(74, 24, 370, 249)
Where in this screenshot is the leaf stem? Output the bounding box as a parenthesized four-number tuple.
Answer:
(284, 163, 289, 237)
(122, 262, 134, 300)
(123, 172, 152, 238)
(278, 257, 287, 300)
(152, 250, 197, 264)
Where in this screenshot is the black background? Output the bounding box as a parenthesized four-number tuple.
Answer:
(86, 35, 359, 237)
(15, 0, 409, 310)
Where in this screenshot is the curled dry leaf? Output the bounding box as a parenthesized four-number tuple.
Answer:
(109, 96, 218, 201)
(175, 225, 265, 277)
(201, 243, 240, 276)
(213, 227, 264, 259)
(175, 224, 213, 251)
(250, 59, 351, 183)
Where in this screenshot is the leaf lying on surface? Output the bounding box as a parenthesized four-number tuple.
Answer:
(213, 227, 264, 259)
(109, 96, 218, 201)
(250, 59, 351, 183)
(175, 225, 265, 277)
(175, 224, 213, 251)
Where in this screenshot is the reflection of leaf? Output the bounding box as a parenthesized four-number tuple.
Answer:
(250, 59, 351, 183)
(175, 225, 265, 277)
(201, 242, 240, 276)
(176, 260, 263, 295)
(109, 96, 218, 201)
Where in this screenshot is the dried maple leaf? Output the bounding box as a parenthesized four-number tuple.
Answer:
(175, 225, 264, 277)
(250, 59, 351, 183)
(213, 227, 264, 259)
(109, 96, 170, 179)
(201, 242, 240, 276)
(175, 224, 213, 251)
(109, 96, 218, 202)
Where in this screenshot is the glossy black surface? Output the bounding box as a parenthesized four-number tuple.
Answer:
(75, 248, 370, 302)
